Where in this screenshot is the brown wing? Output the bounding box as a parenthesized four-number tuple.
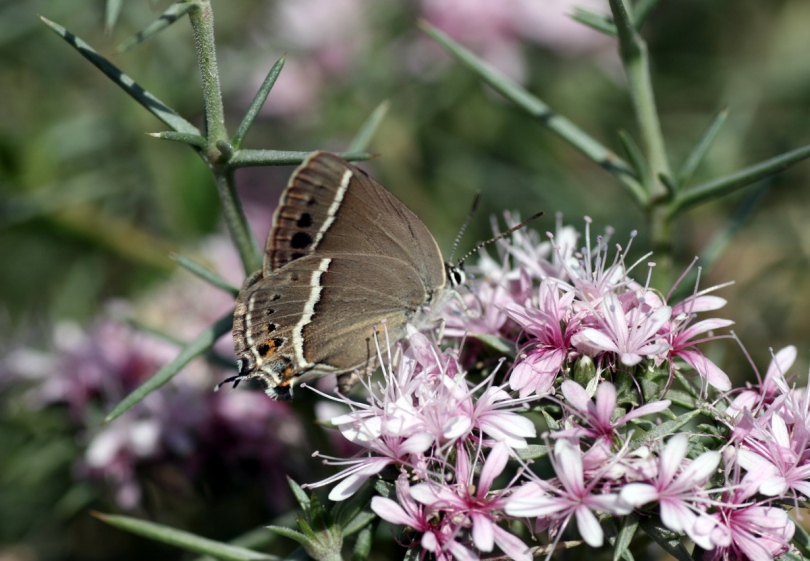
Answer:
(264, 152, 446, 300)
(233, 254, 429, 397)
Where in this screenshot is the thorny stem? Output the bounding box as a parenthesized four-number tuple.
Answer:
(609, 0, 673, 281)
(187, 0, 261, 274)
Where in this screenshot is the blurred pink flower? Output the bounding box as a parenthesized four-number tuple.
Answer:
(420, 0, 615, 82)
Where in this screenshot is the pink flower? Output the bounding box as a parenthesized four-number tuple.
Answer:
(506, 439, 631, 547)
(465, 384, 537, 449)
(572, 292, 671, 366)
(556, 380, 671, 442)
(505, 280, 581, 397)
(735, 411, 810, 501)
(619, 434, 721, 549)
(410, 445, 531, 561)
(372, 476, 477, 561)
(704, 477, 795, 561)
(727, 346, 796, 417)
(666, 294, 733, 391)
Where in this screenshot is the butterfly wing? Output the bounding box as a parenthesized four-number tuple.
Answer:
(231, 152, 448, 400)
(265, 152, 446, 298)
(233, 254, 429, 399)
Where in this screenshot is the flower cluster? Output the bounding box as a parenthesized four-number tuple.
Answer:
(309, 217, 804, 561)
(306, 326, 536, 561)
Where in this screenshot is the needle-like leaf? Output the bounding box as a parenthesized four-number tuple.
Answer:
(93, 512, 277, 561)
(104, 312, 233, 423)
(116, 2, 196, 53)
(41, 17, 200, 136)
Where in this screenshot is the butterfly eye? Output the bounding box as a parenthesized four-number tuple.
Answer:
(446, 263, 466, 287)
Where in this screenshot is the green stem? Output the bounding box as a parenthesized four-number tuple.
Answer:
(648, 204, 673, 286)
(187, 1, 260, 275)
(215, 170, 262, 274)
(609, 0, 673, 281)
(609, 0, 670, 198)
(188, 0, 228, 158)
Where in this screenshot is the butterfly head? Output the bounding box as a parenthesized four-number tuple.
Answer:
(445, 262, 466, 288)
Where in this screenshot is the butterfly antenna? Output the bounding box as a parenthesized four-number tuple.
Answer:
(448, 192, 481, 263)
(454, 211, 544, 267)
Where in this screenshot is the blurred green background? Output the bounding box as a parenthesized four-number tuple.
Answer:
(1, 0, 809, 559)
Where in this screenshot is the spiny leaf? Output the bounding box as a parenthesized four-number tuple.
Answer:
(612, 513, 639, 561)
(116, 2, 196, 53)
(287, 478, 312, 512)
(348, 100, 391, 153)
(677, 107, 728, 188)
(232, 55, 286, 149)
(351, 522, 375, 561)
(148, 131, 207, 148)
(41, 17, 200, 136)
(420, 20, 643, 202)
(104, 312, 233, 423)
(673, 142, 810, 214)
(170, 254, 238, 295)
(93, 512, 277, 561)
(105, 0, 124, 34)
(570, 7, 617, 36)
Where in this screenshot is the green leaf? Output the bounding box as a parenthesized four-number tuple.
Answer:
(287, 478, 312, 513)
(630, 409, 703, 448)
(674, 142, 810, 214)
(373, 480, 393, 499)
(570, 7, 617, 36)
(663, 389, 698, 410)
(419, 21, 643, 201)
(347, 100, 390, 153)
(613, 513, 639, 561)
(618, 130, 651, 188)
(116, 2, 196, 53)
(472, 333, 515, 356)
(698, 183, 768, 273)
(148, 131, 207, 149)
(104, 312, 234, 423)
(94, 512, 276, 561)
(229, 150, 372, 168)
(677, 107, 728, 188)
(267, 525, 316, 550)
(658, 173, 678, 196)
(341, 512, 376, 538)
(517, 444, 550, 460)
(332, 482, 375, 531)
(232, 55, 287, 149)
(41, 17, 200, 136)
(351, 521, 376, 561)
(191, 519, 297, 561)
(633, 0, 665, 27)
(171, 253, 239, 295)
(540, 408, 560, 431)
(639, 521, 692, 561)
(789, 512, 810, 556)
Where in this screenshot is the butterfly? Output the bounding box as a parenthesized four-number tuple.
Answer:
(222, 152, 464, 400)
